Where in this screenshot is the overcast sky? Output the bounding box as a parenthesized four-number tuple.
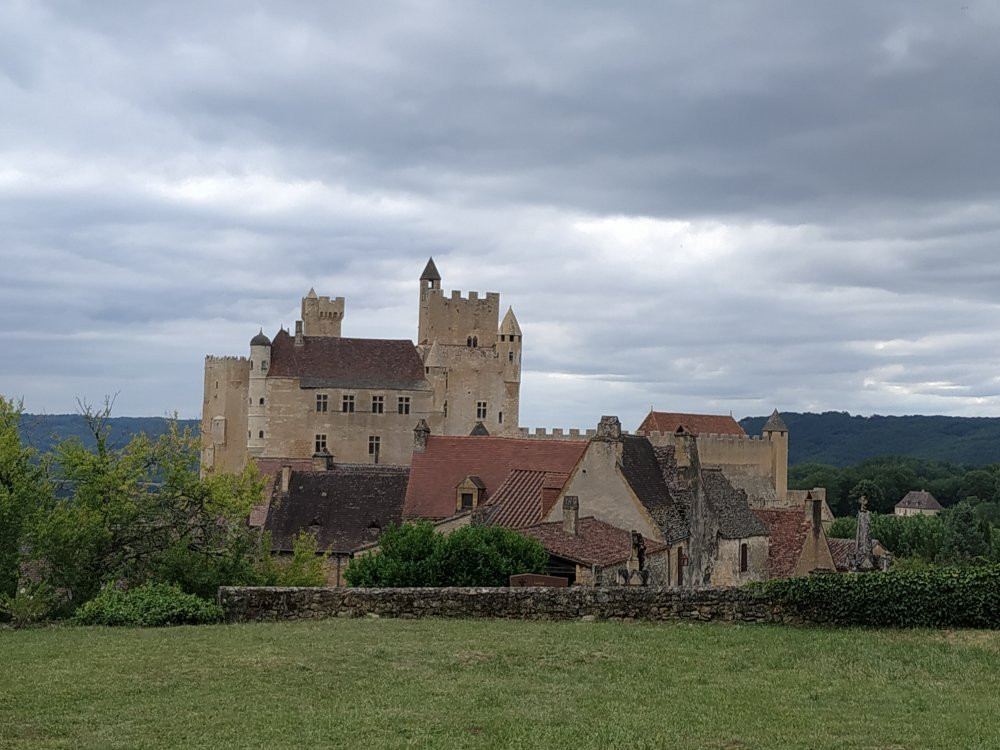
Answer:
(3, 1, 1000, 430)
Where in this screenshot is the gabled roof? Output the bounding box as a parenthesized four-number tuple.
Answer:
(479, 469, 571, 529)
(701, 468, 769, 539)
(267, 329, 427, 390)
(420, 257, 441, 281)
(896, 490, 943, 511)
(620, 436, 688, 543)
(752, 508, 810, 579)
(264, 464, 409, 553)
(404, 436, 587, 519)
(638, 411, 745, 436)
(521, 517, 667, 568)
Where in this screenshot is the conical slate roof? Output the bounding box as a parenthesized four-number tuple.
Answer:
(499, 307, 521, 335)
(305, 287, 318, 299)
(762, 409, 788, 433)
(423, 339, 446, 368)
(420, 257, 441, 281)
(250, 329, 271, 347)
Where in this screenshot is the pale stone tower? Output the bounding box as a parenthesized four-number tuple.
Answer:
(301, 288, 345, 337)
(762, 409, 788, 503)
(247, 330, 271, 458)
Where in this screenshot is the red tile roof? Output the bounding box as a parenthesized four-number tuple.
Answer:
(404, 436, 587, 519)
(521, 517, 667, 567)
(752, 508, 810, 579)
(267, 329, 427, 390)
(484, 469, 571, 529)
(638, 411, 745, 436)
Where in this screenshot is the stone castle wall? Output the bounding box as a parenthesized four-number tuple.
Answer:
(218, 585, 805, 624)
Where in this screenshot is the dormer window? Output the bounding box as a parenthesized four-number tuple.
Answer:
(455, 475, 486, 512)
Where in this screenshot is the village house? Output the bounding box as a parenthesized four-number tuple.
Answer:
(895, 490, 943, 517)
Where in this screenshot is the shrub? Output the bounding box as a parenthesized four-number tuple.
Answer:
(0, 582, 56, 627)
(758, 565, 1000, 628)
(344, 522, 548, 587)
(74, 582, 223, 627)
(259, 531, 330, 587)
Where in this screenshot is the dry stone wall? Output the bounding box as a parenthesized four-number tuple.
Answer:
(218, 586, 807, 625)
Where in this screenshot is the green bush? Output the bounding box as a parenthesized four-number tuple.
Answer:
(74, 582, 223, 627)
(758, 565, 1000, 628)
(0, 582, 56, 627)
(345, 522, 547, 587)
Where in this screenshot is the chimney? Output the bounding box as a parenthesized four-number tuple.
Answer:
(808, 491, 822, 535)
(312, 449, 332, 471)
(280, 465, 292, 494)
(413, 419, 430, 452)
(562, 495, 579, 536)
(596, 415, 621, 440)
(295, 320, 304, 347)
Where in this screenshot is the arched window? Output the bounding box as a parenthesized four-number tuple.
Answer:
(259, 397, 264, 405)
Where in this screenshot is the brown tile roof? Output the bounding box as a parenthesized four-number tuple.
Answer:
(267, 328, 427, 390)
(752, 508, 810, 579)
(896, 490, 943, 511)
(826, 537, 855, 572)
(264, 464, 409, 553)
(249, 457, 317, 526)
(481, 469, 571, 529)
(521, 517, 667, 567)
(622, 436, 687, 543)
(638, 411, 745, 436)
(403, 436, 587, 520)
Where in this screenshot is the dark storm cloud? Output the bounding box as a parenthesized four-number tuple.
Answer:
(3, 0, 1000, 424)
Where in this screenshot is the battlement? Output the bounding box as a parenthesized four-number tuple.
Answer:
(205, 355, 249, 363)
(640, 430, 769, 444)
(516, 427, 632, 440)
(302, 291, 345, 337)
(428, 289, 501, 305)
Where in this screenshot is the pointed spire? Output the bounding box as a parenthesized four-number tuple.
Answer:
(762, 409, 788, 433)
(306, 287, 318, 299)
(250, 328, 271, 347)
(423, 339, 446, 368)
(499, 306, 522, 336)
(420, 257, 441, 281)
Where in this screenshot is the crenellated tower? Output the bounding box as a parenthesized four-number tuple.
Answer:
(302, 288, 345, 337)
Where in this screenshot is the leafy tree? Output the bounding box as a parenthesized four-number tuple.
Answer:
(938, 501, 991, 565)
(29, 401, 266, 605)
(848, 479, 887, 514)
(827, 517, 856, 539)
(345, 522, 547, 587)
(0, 397, 51, 599)
(258, 531, 331, 587)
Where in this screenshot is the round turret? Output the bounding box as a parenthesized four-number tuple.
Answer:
(250, 330, 271, 347)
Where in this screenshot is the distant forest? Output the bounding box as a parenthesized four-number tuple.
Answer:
(18, 414, 200, 457)
(739, 411, 1000, 467)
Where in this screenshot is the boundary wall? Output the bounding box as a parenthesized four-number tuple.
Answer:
(218, 586, 805, 624)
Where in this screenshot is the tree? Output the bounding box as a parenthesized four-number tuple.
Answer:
(0, 397, 51, 599)
(344, 522, 548, 587)
(848, 480, 886, 514)
(938, 501, 990, 565)
(29, 400, 267, 604)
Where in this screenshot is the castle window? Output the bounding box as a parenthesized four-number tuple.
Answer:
(477, 401, 487, 420)
(250, 361, 253, 370)
(316, 394, 328, 413)
(261, 360, 268, 372)
(460, 492, 474, 510)
(473, 336, 478, 347)
(443, 401, 448, 417)
(315, 434, 327, 453)
(398, 396, 410, 415)
(259, 397, 264, 405)
(258, 430, 264, 439)
(342, 394, 355, 413)
(498, 411, 503, 424)
(508, 351, 514, 362)
(372, 395, 384, 414)
(740, 543, 749, 573)
(368, 435, 381, 456)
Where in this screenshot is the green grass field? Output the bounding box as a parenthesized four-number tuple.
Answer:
(3, 619, 998, 749)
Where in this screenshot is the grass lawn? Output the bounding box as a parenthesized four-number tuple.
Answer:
(2, 619, 999, 749)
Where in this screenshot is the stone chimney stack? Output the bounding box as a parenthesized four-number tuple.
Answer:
(596, 415, 621, 440)
(280, 465, 292, 494)
(312, 449, 332, 472)
(295, 320, 304, 347)
(562, 495, 579, 536)
(808, 491, 822, 535)
(413, 419, 431, 452)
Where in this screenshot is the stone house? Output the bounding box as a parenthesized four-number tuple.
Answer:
(752, 495, 837, 578)
(895, 490, 943, 517)
(262, 456, 408, 586)
(538, 416, 771, 587)
(201, 258, 522, 472)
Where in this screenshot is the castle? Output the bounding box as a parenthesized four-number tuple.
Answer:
(201, 258, 522, 471)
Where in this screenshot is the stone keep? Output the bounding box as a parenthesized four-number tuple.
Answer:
(201, 258, 522, 471)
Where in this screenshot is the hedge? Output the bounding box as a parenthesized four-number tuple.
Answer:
(74, 582, 224, 627)
(758, 565, 1000, 628)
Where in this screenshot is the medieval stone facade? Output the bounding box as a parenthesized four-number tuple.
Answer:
(201, 259, 522, 471)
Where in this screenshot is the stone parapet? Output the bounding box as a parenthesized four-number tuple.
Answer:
(217, 586, 805, 625)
